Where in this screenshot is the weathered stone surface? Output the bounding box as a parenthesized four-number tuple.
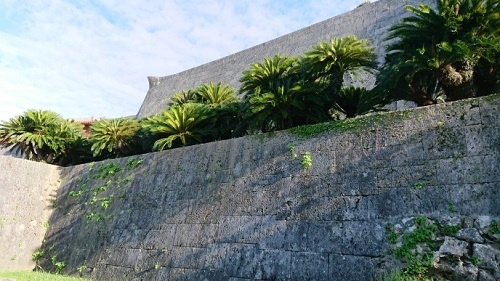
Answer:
(473, 244, 500, 274)
(436, 237, 469, 257)
(478, 269, 498, 281)
(330, 255, 375, 281)
(475, 216, 493, 233)
(0, 156, 60, 271)
(456, 228, 484, 243)
(290, 252, 329, 281)
(434, 259, 478, 281)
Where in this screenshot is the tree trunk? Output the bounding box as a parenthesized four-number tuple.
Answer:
(439, 59, 476, 101)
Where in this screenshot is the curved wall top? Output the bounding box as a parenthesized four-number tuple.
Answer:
(137, 0, 434, 118)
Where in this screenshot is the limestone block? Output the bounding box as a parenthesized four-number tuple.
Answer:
(329, 255, 375, 281)
(436, 237, 469, 257)
(456, 228, 484, 243)
(473, 244, 500, 274)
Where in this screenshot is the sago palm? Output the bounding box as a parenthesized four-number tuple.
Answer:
(195, 82, 238, 105)
(239, 55, 314, 133)
(240, 54, 298, 96)
(141, 103, 215, 151)
(89, 118, 141, 158)
(331, 87, 385, 118)
(377, 0, 500, 105)
(300, 36, 377, 100)
(167, 90, 201, 106)
(245, 77, 306, 132)
(0, 109, 83, 164)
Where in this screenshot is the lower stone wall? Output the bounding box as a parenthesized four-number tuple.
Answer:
(35, 95, 500, 280)
(0, 156, 60, 270)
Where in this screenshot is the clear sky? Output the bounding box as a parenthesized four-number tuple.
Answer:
(0, 0, 372, 122)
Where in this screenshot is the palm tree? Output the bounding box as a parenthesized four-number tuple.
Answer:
(89, 118, 141, 158)
(167, 90, 201, 106)
(195, 82, 238, 105)
(239, 54, 313, 133)
(0, 109, 84, 164)
(300, 36, 378, 101)
(141, 103, 215, 151)
(331, 87, 385, 118)
(240, 54, 298, 96)
(377, 0, 500, 105)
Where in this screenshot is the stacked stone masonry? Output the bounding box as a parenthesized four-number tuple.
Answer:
(23, 95, 498, 280)
(0, 157, 60, 270)
(137, 0, 435, 118)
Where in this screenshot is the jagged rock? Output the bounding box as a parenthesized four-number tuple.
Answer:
(457, 228, 484, 243)
(433, 258, 478, 281)
(473, 244, 500, 279)
(439, 216, 462, 228)
(478, 269, 497, 281)
(437, 237, 469, 257)
(463, 216, 475, 228)
(475, 216, 491, 233)
(492, 234, 500, 243)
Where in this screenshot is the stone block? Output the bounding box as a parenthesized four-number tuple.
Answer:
(342, 221, 386, 257)
(329, 255, 375, 281)
(106, 248, 141, 268)
(283, 221, 343, 253)
(464, 125, 500, 156)
(376, 164, 436, 189)
(423, 126, 467, 160)
(169, 246, 207, 269)
(101, 265, 135, 281)
(143, 227, 176, 250)
(473, 244, 500, 274)
(437, 156, 485, 185)
(290, 251, 329, 281)
(436, 237, 469, 257)
(223, 243, 260, 279)
(254, 250, 291, 280)
(456, 228, 484, 243)
(479, 94, 500, 126)
(374, 188, 423, 217)
(216, 216, 262, 244)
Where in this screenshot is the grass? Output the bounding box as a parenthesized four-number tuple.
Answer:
(0, 271, 90, 281)
(379, 270, 435, 281)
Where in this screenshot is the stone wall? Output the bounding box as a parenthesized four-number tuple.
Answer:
(0, 156, 60, 270)
(31, 94, 500, 280)
(137, 0, 435, 118)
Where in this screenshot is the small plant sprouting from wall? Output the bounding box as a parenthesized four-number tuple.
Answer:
(77, 265, 87, 277)
(301, 152, 313, 169)
(51, 255, 66, 274)
(286, 143, 312, 169)
(287, 143, 298, 159)
(490, 221, 500, 234)
(411, 180, 427, 189)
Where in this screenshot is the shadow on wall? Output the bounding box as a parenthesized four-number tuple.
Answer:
(38, 97, 500, 280)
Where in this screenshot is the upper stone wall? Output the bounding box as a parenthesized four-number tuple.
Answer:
(137, 0, 434, 118)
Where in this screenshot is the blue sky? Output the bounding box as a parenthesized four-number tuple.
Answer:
(0, 0, 371, 122)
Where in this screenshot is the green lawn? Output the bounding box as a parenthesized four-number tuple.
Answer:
(380, 270, 435, 281)
(0, 271, 90, 281)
